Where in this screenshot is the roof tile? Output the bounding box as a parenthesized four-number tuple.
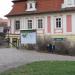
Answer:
(7, 0, 74, 17)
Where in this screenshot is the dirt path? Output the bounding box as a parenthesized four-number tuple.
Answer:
(0, 48, 75, 72)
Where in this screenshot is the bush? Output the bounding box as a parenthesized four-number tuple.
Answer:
(54, 39, 75, 56)
(68, 44, 75, 56)
(36, 37, 53, 52)
(54, 40, 71, 55)
(21, 44, 35, 50)
(20, 36, 75, 56)
(26, 44, 35, 50)
(36, 37, 73, 55)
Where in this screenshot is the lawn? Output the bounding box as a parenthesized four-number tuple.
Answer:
(0, 61, 75, 75)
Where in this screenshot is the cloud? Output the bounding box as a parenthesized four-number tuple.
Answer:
(0, 0, 13, 18)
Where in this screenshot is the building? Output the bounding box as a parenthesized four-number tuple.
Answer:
(0, 18, 8, 37)
(0, 18, 8, 33)
(0, 18, 9, 46)
(6, 0, 75, 46)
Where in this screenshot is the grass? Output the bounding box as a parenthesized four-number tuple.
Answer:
(0, 61, 75, 75)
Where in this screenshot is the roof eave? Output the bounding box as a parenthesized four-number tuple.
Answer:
(6, 9, 75, 17)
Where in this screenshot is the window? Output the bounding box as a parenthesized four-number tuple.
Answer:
(30, 3, 33, 8)
(56, 18, 62, 28)
(26, 1, 36, 11)
(62, 0, 75, 8)
(38, 19, 43, 28)
(68, 0, 72, 5)
(15, 20, 20, 30)
(28, 20, 32, 29)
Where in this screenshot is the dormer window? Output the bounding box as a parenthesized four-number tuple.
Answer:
(30, 3, 33, 8)
(26, 0, 36, 11)
(68, 0, 72, 5)
(62, 0, 75, 8)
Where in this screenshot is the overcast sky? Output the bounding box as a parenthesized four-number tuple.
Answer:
(0, 0, 13, 19)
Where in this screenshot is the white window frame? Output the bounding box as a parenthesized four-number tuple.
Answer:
(55, 17, 62, 29)
(62, 0, 75, 8)
(26, 1, 36, 11)
(36, 18, 44, 29)
(68, 0, 72, 5)
(15, 20, 20, 30)
(27, 19, 33, 29)
(37, 19, 43, 29)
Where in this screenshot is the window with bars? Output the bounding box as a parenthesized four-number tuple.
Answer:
(38, 19, 43, 29)
(15, 20, 20, 30)
(28, 20, 32, 29)
(56, 18, 62, 28)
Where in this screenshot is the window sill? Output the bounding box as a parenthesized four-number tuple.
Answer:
(26, 9, 36, 11)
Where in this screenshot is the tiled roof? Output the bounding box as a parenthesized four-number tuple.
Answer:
(6, 0, 75, 17)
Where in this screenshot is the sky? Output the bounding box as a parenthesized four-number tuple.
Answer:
(0, 0, 13, 19)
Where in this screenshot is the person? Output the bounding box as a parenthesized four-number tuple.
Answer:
(52, 44, 55, 53)
(47, 43, 52, 52)
(47, 44, 49, 51)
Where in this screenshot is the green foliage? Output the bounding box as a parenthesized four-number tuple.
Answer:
(54, 40, 75, 56)
(36, 37, 52, 52)
(0, 33, 6, 40)
(21, 44, 35, 50)
(21, 36, 75, 56)
(54, 40, 71, 55)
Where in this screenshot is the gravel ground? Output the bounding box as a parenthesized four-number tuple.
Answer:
(0, 48, 75, 72)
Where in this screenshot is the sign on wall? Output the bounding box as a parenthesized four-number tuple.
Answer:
(54, 38, 64, 41)
(20, 30, 36, 44)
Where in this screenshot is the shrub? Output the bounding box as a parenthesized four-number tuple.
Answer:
(20, 44, 35, 50)
(36, 36, 53, 52)
(55, 40, 75, 56)
(68, 44, 75, 56)
(20, 36, 75, 56)
(54, 39, 71, 55)
(36, 37, 72, 55)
